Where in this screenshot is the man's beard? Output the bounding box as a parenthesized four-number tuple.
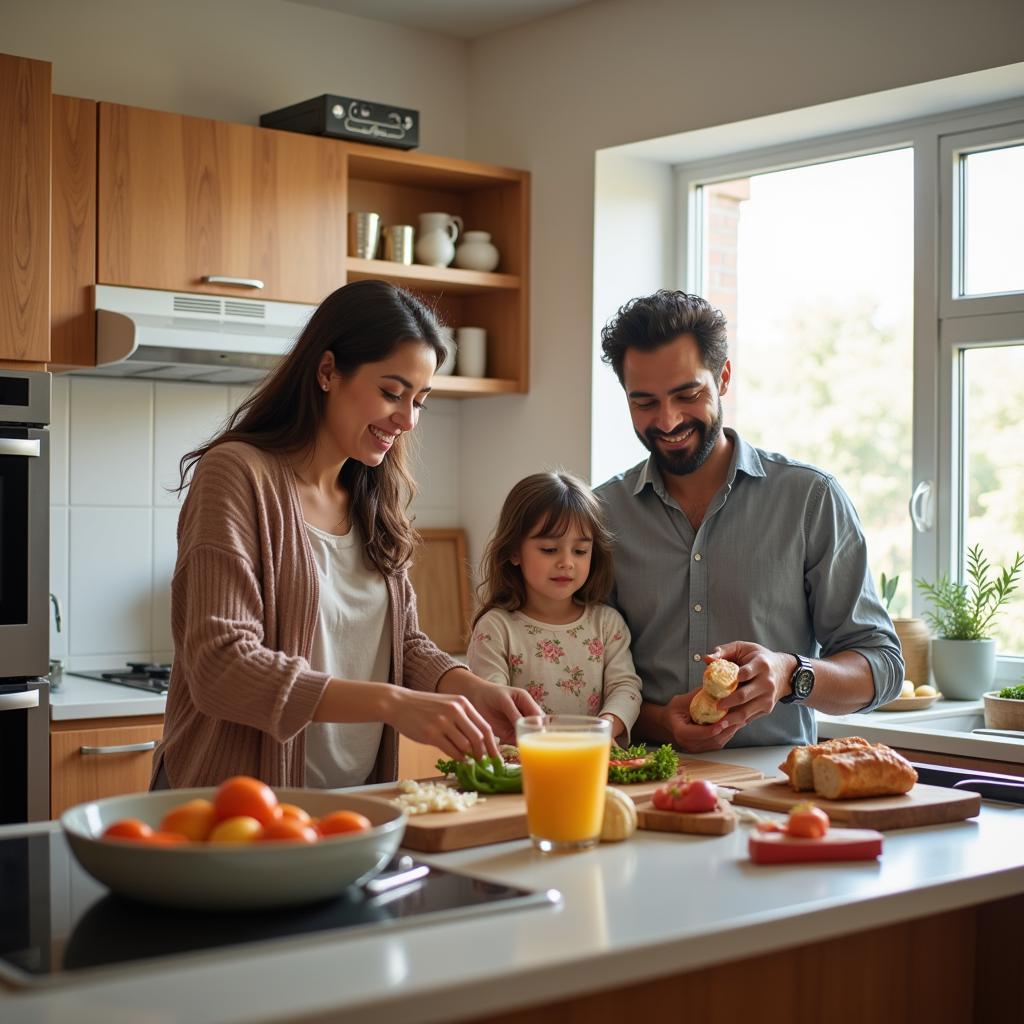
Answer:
(637, 399, 724, 477)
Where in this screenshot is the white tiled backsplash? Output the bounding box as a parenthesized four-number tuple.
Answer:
(49, 376, 461, 669)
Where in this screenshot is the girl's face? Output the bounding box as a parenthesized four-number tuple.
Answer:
(319, 340, 436, 466)
(512, 517, 594, 608)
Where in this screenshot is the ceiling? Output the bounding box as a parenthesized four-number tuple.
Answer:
(284, 0, 595, 39)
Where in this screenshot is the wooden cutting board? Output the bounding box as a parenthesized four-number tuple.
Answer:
(390, 758, 763, 852)
(636, 797, 736, 835)
(731, 777, 981, 830)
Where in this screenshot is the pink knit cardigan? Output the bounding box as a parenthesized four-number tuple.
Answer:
(152, 441, 458, 789)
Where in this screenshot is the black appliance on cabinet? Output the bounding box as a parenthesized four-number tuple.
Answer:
(0, 369, 51, 824)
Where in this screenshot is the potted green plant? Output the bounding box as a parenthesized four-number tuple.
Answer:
(984, 683, 1024, 731)
(879, 572, 931, 691)
(916, 545, 1024, 700)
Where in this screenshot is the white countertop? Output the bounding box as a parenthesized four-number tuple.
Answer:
(49, 675, 166, 721)
(817, 699, 1024, 765)
(3, 745, 1023, 1023)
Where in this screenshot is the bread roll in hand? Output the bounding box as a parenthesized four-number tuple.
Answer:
(690, 687, 726, 724)
(702, 658, 739, 698)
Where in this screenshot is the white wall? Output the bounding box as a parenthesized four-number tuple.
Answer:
(461, 0, 1024, 566)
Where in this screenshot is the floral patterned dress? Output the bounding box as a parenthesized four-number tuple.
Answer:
(466, 604, 643, 741)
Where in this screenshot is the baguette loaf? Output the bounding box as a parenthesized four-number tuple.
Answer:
(780, 736, 872, 791)
(690, 687, 726, 724)
(811, 746, 918, 800)
(702, 659, 739, 698)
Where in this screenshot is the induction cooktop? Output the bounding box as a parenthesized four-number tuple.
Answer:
(0, 828, 558, 989)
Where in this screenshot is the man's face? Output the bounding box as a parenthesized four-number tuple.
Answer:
(621, 334, 730, 478)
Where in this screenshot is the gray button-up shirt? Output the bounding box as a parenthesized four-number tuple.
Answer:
(595, 429, 904, 749)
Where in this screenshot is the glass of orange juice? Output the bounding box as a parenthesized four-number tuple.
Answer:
(515, 714, 611, 853)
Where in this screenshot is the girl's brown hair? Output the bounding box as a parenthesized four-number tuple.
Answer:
(176, 279, 445, 575)
(474, 471, 615, 624)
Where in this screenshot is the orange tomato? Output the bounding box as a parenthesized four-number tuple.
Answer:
(260, 817, 319, 843)
(208, 815, 264, 843)
(144, 830, 190, 845)
(318, 810, 372, 837)
(787, 802, 830, 839)
(159, 798, 216, 841)
(103, 818, 155, 841)
(212, 776, 280, 826)
(278, 802, 313, 826)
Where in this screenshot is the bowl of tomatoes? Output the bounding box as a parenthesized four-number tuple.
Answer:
(60, 776, 406, 910)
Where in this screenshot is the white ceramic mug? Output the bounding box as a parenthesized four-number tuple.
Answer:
(455, 327, 487, 377)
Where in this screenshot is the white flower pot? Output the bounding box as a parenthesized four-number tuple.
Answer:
(930, 637, 996, 700)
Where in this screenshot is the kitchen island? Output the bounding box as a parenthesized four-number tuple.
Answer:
(2, 746, 1022, 1024)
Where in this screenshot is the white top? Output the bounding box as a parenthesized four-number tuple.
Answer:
(303, 522, 390, 788)
(467, 604, 642, 741)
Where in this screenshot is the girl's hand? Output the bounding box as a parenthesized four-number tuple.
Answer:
(386, 688, 499, 761)
(438, 668, 542, 746)
(600, 713, 626, 746)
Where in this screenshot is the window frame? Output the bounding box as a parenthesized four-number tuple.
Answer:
(674, 98, 1024, 676)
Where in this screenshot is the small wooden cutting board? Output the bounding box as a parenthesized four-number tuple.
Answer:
(731, 777, 981, 830)
(388, 758, 763, 852)
(636, 797, 736, 835)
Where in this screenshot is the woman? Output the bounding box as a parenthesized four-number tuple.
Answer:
(152, 280, 540, 790)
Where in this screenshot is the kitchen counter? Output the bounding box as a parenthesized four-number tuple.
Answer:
(818, 699, 1024, 765)
(49, 675, 166, 721)
(2, 745, 1022, 1023)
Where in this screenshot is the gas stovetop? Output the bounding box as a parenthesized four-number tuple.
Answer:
(0, 828, 556, 988)
(68, 662, 172, 694)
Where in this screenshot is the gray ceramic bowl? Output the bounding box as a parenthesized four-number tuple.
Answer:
(61, 787, 406, 910)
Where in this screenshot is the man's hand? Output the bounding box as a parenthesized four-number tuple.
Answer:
(709, 641, 795, 729)
(661, 690, 745, 752)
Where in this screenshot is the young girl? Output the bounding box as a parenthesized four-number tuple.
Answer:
(468, 471, 642, 745)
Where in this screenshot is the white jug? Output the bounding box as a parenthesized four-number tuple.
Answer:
(415, 212, 463, 268)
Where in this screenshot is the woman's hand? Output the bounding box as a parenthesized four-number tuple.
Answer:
(385, 687, 502, 761)
(437, 668, 542, 746)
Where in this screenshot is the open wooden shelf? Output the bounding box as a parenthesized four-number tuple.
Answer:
(428, 374, 521, 398)
(345, 257, 519, 294)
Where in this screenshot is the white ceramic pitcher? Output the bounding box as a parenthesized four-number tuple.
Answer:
(415, 212, 463, 268)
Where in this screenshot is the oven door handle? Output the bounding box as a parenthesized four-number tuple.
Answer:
(0, 437, 41, 457)
(0, 690, 40, 711)
(80, 740, 158, 755)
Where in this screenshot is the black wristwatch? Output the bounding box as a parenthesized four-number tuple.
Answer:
(780, 654, 815, 704)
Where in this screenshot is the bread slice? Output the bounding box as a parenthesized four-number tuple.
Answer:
(690, 687, 725, 724)
(702, 659, 739, 698)
(812, 746, 918, 799)
(779, 736, 872, 791)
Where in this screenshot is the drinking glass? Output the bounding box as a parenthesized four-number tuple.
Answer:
(515, 714, 611, 853)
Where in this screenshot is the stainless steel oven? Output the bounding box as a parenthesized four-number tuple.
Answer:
(0, 369, 51, 823)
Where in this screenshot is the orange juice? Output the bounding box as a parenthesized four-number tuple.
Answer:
(518, 730, 611, 846)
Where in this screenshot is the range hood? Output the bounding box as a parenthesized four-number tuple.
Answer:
(85, 285, 316, 384)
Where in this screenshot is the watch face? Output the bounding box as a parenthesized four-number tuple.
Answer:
(793, 667, 814, 699)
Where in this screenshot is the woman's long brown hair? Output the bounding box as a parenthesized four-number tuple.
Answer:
(176, 280, 446, 575)
(474, 471, 615, 625)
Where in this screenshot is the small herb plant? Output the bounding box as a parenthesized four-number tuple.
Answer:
(916, 545, 1024, 641)
(997, 684, 1024, 701)
(879, 572, 898, 612)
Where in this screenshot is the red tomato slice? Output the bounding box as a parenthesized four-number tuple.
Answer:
(609, 757, 649, 768)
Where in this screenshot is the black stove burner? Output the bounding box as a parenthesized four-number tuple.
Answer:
(68, 663, 173, 694)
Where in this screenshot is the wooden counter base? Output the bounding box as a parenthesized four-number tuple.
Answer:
(467, 894, 1022, 1024)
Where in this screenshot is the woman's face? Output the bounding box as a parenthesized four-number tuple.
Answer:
(319, 340, 437, 466)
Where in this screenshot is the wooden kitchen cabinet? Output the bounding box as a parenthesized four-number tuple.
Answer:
(97, 102, 348, 305)
(0, 52, 51, 368)
(50, 714, 164, 818)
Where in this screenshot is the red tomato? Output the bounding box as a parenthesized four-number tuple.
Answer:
(318, 810, 372, 837)
(212, 776, 280, 826)
(260, 818, 319, 843)
(787, 802, 830, 839)
(102, 818, 155, 841)
(159, 798, 216, 841)
(651, 779, 718, 814)
(144, 830, 190, 845)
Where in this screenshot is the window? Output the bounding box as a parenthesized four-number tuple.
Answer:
(676, 106, 1024, 677)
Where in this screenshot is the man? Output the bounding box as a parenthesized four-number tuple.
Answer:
(594, 290, 903, 752)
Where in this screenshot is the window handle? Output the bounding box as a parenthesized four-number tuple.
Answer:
(909, 480, 934, 533)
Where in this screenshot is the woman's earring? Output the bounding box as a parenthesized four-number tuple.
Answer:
(321, 381, 329, 392)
